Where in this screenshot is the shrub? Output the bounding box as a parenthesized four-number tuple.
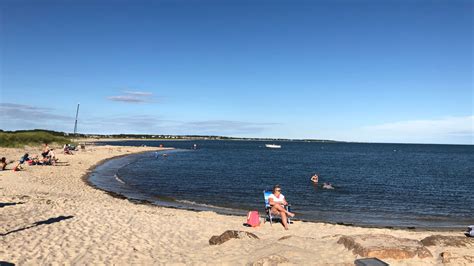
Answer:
(0, 131, 72, 148)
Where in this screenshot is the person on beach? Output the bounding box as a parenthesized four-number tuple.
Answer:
(41, 143, 50, 158)
(48, 149, 57, 162)
(310, 173, 319, 183)
(1, 157, 7, 170)
(63, 144, 74, 155)
(13, 153, 30, 171)
(268, 184, 295, 230)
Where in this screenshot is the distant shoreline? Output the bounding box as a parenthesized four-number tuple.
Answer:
(83, 137, 473, 146)
(79, 137, 340, 143)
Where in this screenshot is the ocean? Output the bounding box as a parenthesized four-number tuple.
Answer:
(88, 140, 474, 229)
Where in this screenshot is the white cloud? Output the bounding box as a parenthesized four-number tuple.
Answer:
(0, 103, 75, 132)
(0, 102, 276, 136)
(176, 120, 279, 135)
(107, 95, 148, 103)
(0, 103, 73, 121)
(2, 101, 471, 144)
(107, 90, 154, 103)
(356, 115, 474, 144)
(123, 91, 153, 96)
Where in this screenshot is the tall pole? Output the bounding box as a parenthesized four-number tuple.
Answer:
(73, 103, 80, 136)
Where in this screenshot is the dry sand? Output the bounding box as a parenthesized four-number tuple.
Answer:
(0, 144, 472, 265)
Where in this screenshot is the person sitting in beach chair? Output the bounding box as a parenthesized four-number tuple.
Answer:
(264, 184, 295, 230)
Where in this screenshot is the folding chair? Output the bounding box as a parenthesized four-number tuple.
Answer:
(263, 190, 291, 225)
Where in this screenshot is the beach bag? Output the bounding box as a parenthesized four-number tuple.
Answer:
(245, 210, 260, 227)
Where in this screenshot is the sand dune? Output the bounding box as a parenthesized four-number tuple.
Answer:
(1, 145, 471, 265)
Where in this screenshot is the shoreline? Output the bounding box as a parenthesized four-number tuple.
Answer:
(1, 145, 472, 264)
(81, 148, 173, 202)
(79, 137, 473, 146)
(85, 149, 462, 232)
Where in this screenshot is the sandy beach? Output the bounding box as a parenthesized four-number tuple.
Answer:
(1, 144, 472, 265)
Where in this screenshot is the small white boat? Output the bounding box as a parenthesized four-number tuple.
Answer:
(265, 144, 281, 149)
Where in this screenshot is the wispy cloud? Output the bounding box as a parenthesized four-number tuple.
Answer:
(357, 115, 474, 144)
(107, 95, 148, 103)
(80, 117, 277, 136)
(0, 103, 75, 132)
(0, 103, 277, 136)
(179, 120, 279, 135)
(0, 103, 73, 122)
(1, 102, 470, 144)
(123, 91, 153, 96)
(107, 90, 154, 103)
(81, 114, 171, 133)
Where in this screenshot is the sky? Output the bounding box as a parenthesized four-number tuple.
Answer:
(0, 0, 472, 144)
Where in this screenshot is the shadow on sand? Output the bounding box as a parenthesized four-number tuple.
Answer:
(0, 215, 74, 237)
(0, 202, 24, 208)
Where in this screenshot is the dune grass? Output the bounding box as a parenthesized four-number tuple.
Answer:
(0, 131, 72, 148)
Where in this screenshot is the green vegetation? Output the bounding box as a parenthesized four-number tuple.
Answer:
(0, 129, 338, 145)
(0, 130, 72, 148)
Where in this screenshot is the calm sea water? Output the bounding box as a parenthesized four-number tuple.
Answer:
(89, 140, 474, 228)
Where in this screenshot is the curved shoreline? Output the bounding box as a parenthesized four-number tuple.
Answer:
(82, 148, 462, 232)
(81, 149, 167, 201)
(84, 149, 250, 216)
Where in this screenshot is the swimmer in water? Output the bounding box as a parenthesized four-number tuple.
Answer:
(322, 182, 334, 189)
(310, 174, 319, 183)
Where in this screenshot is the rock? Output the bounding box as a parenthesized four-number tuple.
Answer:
(440, 251, 474, 264)
(421, 235, 473, 247)
(209, 230, 259, 245)
(252, 254, 289, 266)
(337, 234, 432, 259)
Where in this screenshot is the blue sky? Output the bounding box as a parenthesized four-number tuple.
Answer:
(0, 0, 472, 144)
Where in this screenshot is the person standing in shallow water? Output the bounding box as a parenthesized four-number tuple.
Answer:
(268, 184, 295, 230)
(311, 173, 319, 183)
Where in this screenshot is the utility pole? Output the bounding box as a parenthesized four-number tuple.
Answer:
(73, 103, 80, 136)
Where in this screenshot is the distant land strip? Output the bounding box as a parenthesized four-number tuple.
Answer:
(0, 129, 340, 143)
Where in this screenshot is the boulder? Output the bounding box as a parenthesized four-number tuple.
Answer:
(209, 230, 259, 245)
(337, 234, 432, 259)
(421, 235, 473, 247)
